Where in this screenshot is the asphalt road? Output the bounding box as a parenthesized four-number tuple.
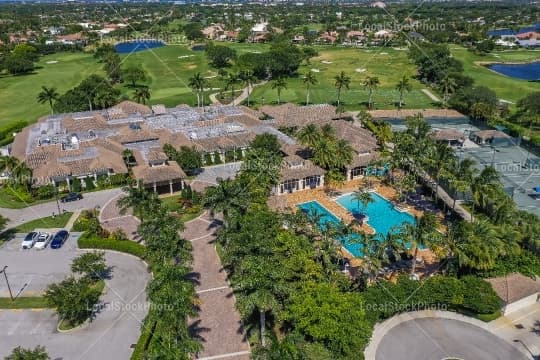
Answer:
(375, 318, 529, 360)
(0, 188, 124, 229)
(0, 241, 150, 360)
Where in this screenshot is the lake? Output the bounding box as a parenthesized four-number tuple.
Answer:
(489, 61, 540, 81)
(115, 40, 165, 54)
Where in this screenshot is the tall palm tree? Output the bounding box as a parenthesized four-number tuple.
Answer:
(188, 73, 204, 108)
(303, 71, 318, 106)
(395, 75, 412, 109)
(320, 123, 336, 140)
(37, 86, 59, 115)
(334, 139, 354, 168)
(363, 76, 380, 109)
(203, 178, 250, 229)
(239, 70, 256, 107)
(399, 212, 439, 275)
(226, 72, 240, 105)
(439, 74, 457, 108)
(352, 188, 373, 216)
(117, 185, 160, 223)
(271, 77, 287, 105)
(297, 124, 321, 148)
(334, 71, 350, 108)
(132, 86, 151, 104)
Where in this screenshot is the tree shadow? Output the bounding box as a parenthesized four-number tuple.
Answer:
(186, 271, 201, 287)
(188, 319, 210, 342)
(0, 228, 17, 244)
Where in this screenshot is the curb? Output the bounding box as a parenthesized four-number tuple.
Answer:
(364, 310, 493, 360)
(57, 317, 91, 333)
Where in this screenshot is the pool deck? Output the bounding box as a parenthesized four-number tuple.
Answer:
(270, 177, 442, 275)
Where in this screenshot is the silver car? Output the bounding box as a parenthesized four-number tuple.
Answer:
(34, 232, 52, 250)
(21, 231, 38, 249)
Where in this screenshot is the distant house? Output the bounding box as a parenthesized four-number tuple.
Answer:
(292, 35, 305, 43)
(472, 130, 512, 146)
(486, 273, 540, 315)
(202, 23, 225, 40)
(516, 31, 539, 40)
(408, 31, 426, 42)
(55, 32, 87, 45)
(431, 129, 466, 147)
(370, 1, 387, 8)
(318, 31, 338, 44)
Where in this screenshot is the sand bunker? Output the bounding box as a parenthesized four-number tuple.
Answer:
(355, 68, 366, 73)
(380, 52, 389, 55)
(46, 61, 58, 64)
(178, 55, 195, 59)
(321, 60, 333, 64)
(311, 68, 320, 72)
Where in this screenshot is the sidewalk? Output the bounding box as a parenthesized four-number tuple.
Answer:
(183, 212, 250, 359)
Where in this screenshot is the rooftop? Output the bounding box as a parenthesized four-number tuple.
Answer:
(486, 273, 540, 304)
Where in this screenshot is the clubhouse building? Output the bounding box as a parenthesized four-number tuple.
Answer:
(11, 102, 380, 195)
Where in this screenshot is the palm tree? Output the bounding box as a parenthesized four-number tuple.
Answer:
(439, 74, 457, 107)
(303, 71, 318, 105)
(399, 212, 439, 275)
(203, 178, 250, 230)
(132, 86, 151, 104)
(37, 86, 59, 115)
(352, 188, 373, 217)
(122, 149, 134, 167)
(271, 77, 287, 104)
(239, 70, 256, 107)
(363, 76, 380, 109)
(334, 139, 354, 168)
(117, 185, 160, 223)
(297, 124, 321, 148)
(320, 123, 336, 140)
(395, 75, 412, 109)
(188, 73, 204, 108)
(226, 72, 240, 105)
(334, 71, 350, 108)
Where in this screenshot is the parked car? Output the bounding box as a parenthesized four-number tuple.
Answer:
(60, 192, 83, 203)
(21, 231, 38, 249)
(50, 230, 69, 249)
(34, 232, 52, 250)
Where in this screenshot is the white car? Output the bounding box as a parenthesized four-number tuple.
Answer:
(21, 231, 38, 249)
(34, 232, 52, 250)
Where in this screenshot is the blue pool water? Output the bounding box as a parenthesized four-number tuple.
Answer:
(489, 61, 540, 81)
(336, 192, 415, 238)
(297, 192, 415, 257)
(115, 40, 165, 54)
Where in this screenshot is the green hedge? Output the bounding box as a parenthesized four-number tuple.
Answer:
(362, 275, 501, 324)
(78, 233, 146, 259)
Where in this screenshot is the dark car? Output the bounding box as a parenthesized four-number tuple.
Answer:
(50, 230, 69, 249)
(60, 192, 82, 203)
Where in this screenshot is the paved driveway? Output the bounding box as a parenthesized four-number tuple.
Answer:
(0, 188, 124, 229)
(0, 241, 150, 360)
(375, 317, 528, 360)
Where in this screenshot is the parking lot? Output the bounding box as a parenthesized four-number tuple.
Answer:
(0, 234, 150, 360)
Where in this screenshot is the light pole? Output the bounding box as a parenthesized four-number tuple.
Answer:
(0, 266, 14, 301)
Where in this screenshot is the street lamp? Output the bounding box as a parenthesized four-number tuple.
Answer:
(0, 266, 14, 301)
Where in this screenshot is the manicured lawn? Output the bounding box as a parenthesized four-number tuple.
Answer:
(249, 46, 436, 110)
(450, 47, 540, 104)
(0, 297, 49, 309)
(0, 52, 103, 127)
(0, 188, 50, 209)
(3, 44, 538, 129)
(160, 195, 203, 222)
(14, 212, 73, 232)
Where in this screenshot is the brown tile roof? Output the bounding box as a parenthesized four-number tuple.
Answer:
(111, 126, 159, 144)
(112, 101, 152, 116)
(132, 161, 186, 185)
(486, 273, 540, 304)
(260, 103, 340, 128)
(474, 130, 511, 140)
(279, 158, 325, 181)
(368, 109, 467, 120)
(348, 152, 380, 168)
(193, 133, 255, 152)
(11, 126, 32, 160)
(62, 114, 108, 133)
(431, 129, 465, 141)
(157, 130, 196, 150)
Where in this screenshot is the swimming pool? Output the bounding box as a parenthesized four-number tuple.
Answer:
(336, 192, 415, 238)
(297, 192, 415, 257)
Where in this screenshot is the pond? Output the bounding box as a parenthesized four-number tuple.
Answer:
(115, 40, 165, 54)
(488, 60, 540, 81)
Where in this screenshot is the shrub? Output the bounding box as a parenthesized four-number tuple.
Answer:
(78, 232, 146, 259)
(235, 148, 243, 160)
(35, 184, 55, 200)
(84, 177, 95, 191)
(204, 153, 213, 166)
(225, 150, 235, 162)
(461, 276, 501, 314)
(71, 178, 82, 193)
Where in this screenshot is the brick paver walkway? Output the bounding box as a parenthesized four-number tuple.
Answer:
(183, 213, 251, 360)
(99, 193, 141, 241)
